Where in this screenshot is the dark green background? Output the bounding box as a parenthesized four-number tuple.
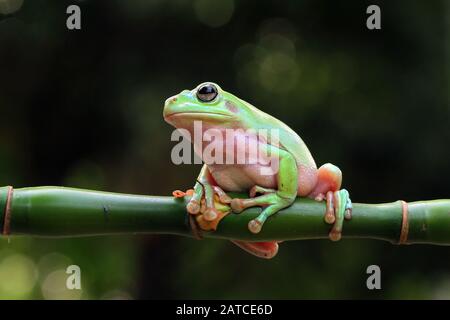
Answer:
(0, 0, 449, 299)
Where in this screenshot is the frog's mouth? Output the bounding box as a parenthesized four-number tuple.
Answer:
(165, 111, 233, 119)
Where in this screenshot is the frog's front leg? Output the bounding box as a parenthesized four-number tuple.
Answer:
(187, 164, 231, 221)
(188, 165, 280, 259)
(230, 147, 298, 234)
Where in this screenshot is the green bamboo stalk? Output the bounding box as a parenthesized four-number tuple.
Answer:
(0, 186, 449, 245)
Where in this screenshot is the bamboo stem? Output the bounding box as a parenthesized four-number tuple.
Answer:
(0, 186, 449, 245)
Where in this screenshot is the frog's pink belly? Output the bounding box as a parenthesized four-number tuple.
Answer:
(209, 164, 317, 196)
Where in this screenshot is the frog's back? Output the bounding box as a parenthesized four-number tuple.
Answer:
(272, 117, 317, 168)
(241, 101, 318, 196)
(241, 100, 317, 168)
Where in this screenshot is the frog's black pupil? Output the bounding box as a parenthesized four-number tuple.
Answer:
(197, 84, 217, 102)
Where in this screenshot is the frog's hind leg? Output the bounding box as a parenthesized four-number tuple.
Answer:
(308, 163, 352, 241)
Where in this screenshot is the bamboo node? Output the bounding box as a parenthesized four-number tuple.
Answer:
(398, 200, 409, 245)
(2, 186, 13, 236)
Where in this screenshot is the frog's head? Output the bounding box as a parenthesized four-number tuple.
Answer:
(163, 82, 251, 131)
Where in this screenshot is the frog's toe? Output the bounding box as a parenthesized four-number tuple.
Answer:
(203, 207, 219, 221)
(345, 208, 352, 220)
(249, 185, 276, 198)
(230, 198, 245, 213)
(329, 229, 342, 242)
(344, 197, 353, 220)
(248, 219, 262, 234)
(212, 186, 232, 204)
(249, 186, 258, 198)
(323, 191, 335, 225)
(324, 212, 335, 224)
(187, 200, 200, 214)
(314, 193, 325, 202)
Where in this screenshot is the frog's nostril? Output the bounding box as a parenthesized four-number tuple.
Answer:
(165, 95, 178, 106)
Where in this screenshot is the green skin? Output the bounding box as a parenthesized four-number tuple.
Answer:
(163, 82, 352, 259)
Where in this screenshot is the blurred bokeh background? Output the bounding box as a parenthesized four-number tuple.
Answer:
(0, 0, 449, 299)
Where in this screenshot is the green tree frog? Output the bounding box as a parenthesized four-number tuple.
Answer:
(164, 82, 352, 259)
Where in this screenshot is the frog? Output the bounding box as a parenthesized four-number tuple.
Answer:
(163, 82, 352, 259)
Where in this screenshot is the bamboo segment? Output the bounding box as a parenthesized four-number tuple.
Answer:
(0, 186, 449, 245)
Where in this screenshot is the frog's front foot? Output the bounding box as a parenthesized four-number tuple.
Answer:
(321, 189, 352, 241)
(187, 181, 232, 221)
(230, 185, 295, 234)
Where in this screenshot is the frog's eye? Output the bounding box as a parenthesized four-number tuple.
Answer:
(196, 83, 218, 102)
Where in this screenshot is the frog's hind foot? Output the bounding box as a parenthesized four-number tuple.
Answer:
(308, 163, 352, 241)
(323, 189, 352, 241)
